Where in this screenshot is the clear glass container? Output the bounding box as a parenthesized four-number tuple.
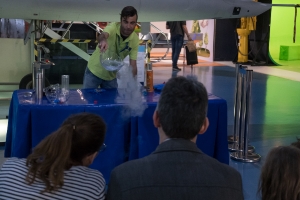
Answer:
(100, 50, 124, 71)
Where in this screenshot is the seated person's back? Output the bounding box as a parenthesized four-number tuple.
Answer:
(107, 76, 243, 200)
(0, 113, 107, 199)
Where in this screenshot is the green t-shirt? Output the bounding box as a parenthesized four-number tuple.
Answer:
(88, 22, 139, 80)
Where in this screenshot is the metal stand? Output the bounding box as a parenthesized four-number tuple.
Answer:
(32, 61, 54, 90)
(25, 20, 55, 90)
(229, 64, 243, 144)
(229, 64, 261, 162)
(228, 142, 255, 153)
(230, 151, 261, 162)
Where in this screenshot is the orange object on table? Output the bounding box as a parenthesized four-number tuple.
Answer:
(146, 70, 153, 92)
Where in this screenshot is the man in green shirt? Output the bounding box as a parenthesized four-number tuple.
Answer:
(83, 6, 139, 89)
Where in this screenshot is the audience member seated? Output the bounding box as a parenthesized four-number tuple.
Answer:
(0, 113, 107, 199)
(258, 145, 300, 200)
(106, 76, 244, 200)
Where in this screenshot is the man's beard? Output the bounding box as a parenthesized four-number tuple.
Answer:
(121, 27, 133, 36)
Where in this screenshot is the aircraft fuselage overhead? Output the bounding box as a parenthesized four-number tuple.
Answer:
(0, 0, 272, 22)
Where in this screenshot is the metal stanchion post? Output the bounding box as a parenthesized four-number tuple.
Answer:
(228, 65, 243, 151)
(228, 64, 255, 153)
(238, 71, 246, 152)
(243, 68, 255, 153)
(230, 70, 261, 162)
(228, 64, 241, 144)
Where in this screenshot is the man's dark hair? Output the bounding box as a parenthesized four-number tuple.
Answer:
(120, 6, 138, 21)
(157, 76, 208, 139)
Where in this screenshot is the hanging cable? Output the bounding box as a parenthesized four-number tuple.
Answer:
(293, 5, 300, 43)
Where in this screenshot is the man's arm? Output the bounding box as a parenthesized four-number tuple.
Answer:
(182, 24, 192, 41)
(97, 32, 109, 52)
(129, 36, 139, 77)
(130, 59, 137, 77)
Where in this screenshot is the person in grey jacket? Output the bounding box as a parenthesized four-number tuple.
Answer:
(107, 76, 244, 200)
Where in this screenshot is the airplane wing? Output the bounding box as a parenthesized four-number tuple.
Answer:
(0, 0, 272, 22)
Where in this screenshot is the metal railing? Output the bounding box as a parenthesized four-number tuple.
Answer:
(138, 23, 170, 63)
(228, 64, 261, 162)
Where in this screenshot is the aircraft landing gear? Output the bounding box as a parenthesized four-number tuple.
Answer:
(19, 73, 50, 89)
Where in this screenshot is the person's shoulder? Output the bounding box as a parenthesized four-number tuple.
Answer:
(1, 157, 26, 168)
(109, 22, 118, 27)
(5, 157, 24, 162)
(0, 158, 27, 178)
(71, 165, 103, 176)
(104, 22, 119, 33)
(106, 22, 117, 27)
(129, 32, 139, 45)
(202, 155, 241, 178)
(66, 166, 105, 197)
(132, 33, 139, 41)
(113, 155, 151, 173)
(109, 157, 151, 184)
(68, 166, 106, 189)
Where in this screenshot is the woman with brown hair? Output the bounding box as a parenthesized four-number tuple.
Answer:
(0, 112, 107, 199)
(258, 145, 300, 200)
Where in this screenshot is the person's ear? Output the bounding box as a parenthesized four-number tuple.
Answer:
(199, 117, 209, 135)
(153, 110, 161, 128)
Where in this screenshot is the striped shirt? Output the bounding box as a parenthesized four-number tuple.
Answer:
(0, 158, 106, 200)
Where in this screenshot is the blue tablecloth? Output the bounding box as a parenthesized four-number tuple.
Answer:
(5, 89, 228, 183)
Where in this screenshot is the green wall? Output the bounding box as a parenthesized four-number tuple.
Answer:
(269, 0, 300, 66)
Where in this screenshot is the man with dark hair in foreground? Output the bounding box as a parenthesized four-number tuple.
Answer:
(107, 76, 244, 200)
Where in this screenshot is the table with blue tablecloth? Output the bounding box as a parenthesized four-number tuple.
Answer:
(5, 89, 228, 183)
